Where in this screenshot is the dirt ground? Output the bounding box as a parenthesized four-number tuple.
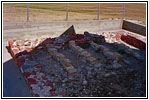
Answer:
(3, 3, 146, 25)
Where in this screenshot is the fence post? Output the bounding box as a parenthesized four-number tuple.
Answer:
(122, 4, 125, 20)
(66, 3, 69, 21)
(121, 4, 125, 28)
(27, 3, 30, 22)
(97, 4, 100, 20)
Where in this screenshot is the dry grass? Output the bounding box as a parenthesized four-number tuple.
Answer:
(3, 3, 146, 25)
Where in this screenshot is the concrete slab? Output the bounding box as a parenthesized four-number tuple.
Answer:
(3, 42, 32, 97)
(3, 20, 122, 39)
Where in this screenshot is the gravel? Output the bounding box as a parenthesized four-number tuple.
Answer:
(29, 38, 146, 97)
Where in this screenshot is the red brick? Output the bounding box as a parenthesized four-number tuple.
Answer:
(16, 57, 25, 63)
(51, 38, 56, 41)
(68, 35, 78, 41)
(76, 34, 84, 40)
(24, 40, 32, 46)
(8, 41, 14, 48)
(51, 92, 57, 96)
(43, 38, 53, 44)
(19, 46, 26, 52)
(32, 71, 36, 75)
(75, 40, 88, 46)
(50, 87, 56, 92)
(15, 51, 28, 58)
(23, 72, 31, 78)
(42, 76, 48, 80)
(12, 48, 19, 56)
(16, 57, 25, 67)
(44, 81, 53, 87)
(62, 93, 66, 97)
(115, 34, 122, 40)
(34, 64, 42, 69)
(16, 40, 25, 46)
(40, 70, 45, 73)
(121, 34, 146, 50)
(27, 55, 33, 61)
(34, 94, 40, 97)
(25, 47, 32, 52)
(27, 78, 37, 84)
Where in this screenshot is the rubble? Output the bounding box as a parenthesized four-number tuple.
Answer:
(8, 30, 146, 97)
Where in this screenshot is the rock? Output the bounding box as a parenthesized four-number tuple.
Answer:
(87, 57, 98, 64)
(37, 46, 43, 49)
(47, 48, 57, 55)
(55, 53, 65, 61)
(62, 78, 68, 83)
(46, 44, 55, 48)
(76, 46, 84, 53)
(133, 52, 144, 60)
(55, 46, 62, 49)
(94, 63, 102, 68)
(90, 42, 99, 50)
(104, 72, 117, 78)
(111, 62, 122, 69)
(68, 75, 74, 80)
(123, 59, 131, 65)
(83, 80, 88, 85)
(67, 67, 77, 74)
(69, 41, 75, 47)
(61, 59, 72, 67)
(81, 51, 92, 58)
(109, 83, 128, 95)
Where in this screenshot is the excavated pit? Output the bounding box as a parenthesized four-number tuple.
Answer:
(8, 30, 146, 97)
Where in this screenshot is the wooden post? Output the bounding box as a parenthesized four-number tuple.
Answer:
(121, 4, 125, 28)
(27, 3, 30, 22)
(122, 4, 125, 20)
(66, 3, 69, 21)
(97, 4, 100, 20)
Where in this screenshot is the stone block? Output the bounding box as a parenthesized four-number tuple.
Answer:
(61, 59, 72, 67)
(46, 44, 55, 49)
(55, 53, 65, 61)
(113, 52, 123, 61)
(71, 45, 84, 53)
(76, 46, 84, 53)
(69, 41, 76, 48)
(87, 57, 98, 64)
(91, 42, 110, 52)
(69, 41, 75, 45)
(90, 42, 99, 50)
(47, 48, 57, 55)
(98, 45, 109, 51)
(71, 45, 79, 50)
(65, 66, 77, 74)
(94, 63, 102, 68)
(103, 51, 113, 59)
(104, 51, 123, 61)
(81, 51, 91, 58)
